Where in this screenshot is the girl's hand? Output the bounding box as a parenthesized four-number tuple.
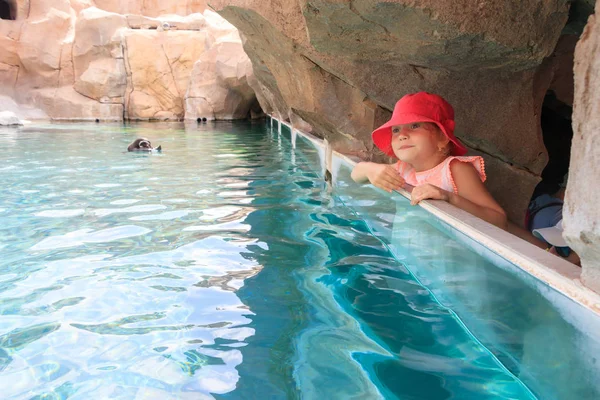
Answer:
(410, 183, 450, 205)
(366, 164, 405, 192)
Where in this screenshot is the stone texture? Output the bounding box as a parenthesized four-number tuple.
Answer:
(94, 0, 207, 17)
(0, 35, 20, 66)
(472, 151, 541, 225)
(548, 35, 578, 106)
(123, 29, 208, 119)
(70, 0, 95, 14)
(0, 95, 48, 120)
(17, 8, 71, 82)
(565, 4, 600, 292)
(72, 7, 128, 101)
(28, 0, 72, 19)
(126, 13, 206, 31)
(536, 34, 579, 108)
(28, 87, 123, 120)
(0, 17, 23, 40)
(185, 41, 255, 120)
(12, 7, 73, 112)
(304, 1, 564, 70)
(14, 0, 30, 19)
(0, 63, 19, 97)
(1, 3, 256, 122)
(58, 41, 75, 87)
(75, 58, 127, 102)
(125, 14, 158, 29)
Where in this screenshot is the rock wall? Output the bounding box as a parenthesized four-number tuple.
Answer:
(0, 0, 258, 121)
(7, 0, 207, 21)
(207, 0, 576, 224)
(566, 1, 600, 292)
(93, 0, 207, 18)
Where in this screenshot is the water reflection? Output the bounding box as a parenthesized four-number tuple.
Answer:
(2, 120, 590, 399)
(0, 122, 274, 398)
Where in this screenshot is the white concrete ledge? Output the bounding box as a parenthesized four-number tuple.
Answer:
(269, 115, 600, 317)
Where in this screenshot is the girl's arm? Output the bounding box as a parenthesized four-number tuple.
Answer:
(410, 161, 507, 229)
(351, 162, 405, 193)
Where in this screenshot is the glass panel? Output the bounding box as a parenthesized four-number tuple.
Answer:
(330, 138, 600, 399)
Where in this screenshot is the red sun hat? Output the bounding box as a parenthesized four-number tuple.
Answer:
(372, 92, 467, 157)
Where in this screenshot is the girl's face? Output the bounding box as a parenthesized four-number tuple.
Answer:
(391, 122, 448, 166)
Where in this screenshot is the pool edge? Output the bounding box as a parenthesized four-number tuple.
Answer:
(269, 116, 600, 317)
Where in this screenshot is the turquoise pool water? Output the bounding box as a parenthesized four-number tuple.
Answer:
(0, 121, 597, 399)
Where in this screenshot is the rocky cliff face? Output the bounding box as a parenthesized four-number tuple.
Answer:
(205, 1, 581, 222)
(0, 0, 259, 121)
(566, 0, 600, 292)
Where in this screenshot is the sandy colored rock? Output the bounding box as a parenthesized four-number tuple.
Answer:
(0, 18, 23, 41)
(165, 13, 206, 31)
(125, 14, 160, 29)
(123, 29, 208, 119)
(203, 9, 243, 44)
(0, 2, 253, 121)
(153, 110, 177, 120)
(1, 2, 254, 123)
(18, 8, 71, 73)
(185, 41, 255, 120)
(73, 7, 127, 79)
(14, 0, 30, 20)
(245, 69, 285, 119)
(565, 4, 600, 293)
(74, 58, 127, 101)
(0, 35, 20, 66)
(182, 10, 259, 121)
(70, 0, 95, 14)
(72, 7, 128, 101)
(58, 41, 75, 87)
(126, 13, 206, 31)
(14, 8, 72, 98)
(28, 87, 123, 120)
(127, 91, 163, 119)
(91, 0, 142, 16)
(95, 0, 206, 17)
(0, 63, 19, 97)
(140, 0, 205, 17)
(28, 0, 72, 19)
(0, 95, 48, 120)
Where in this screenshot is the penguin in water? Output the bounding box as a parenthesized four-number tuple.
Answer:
(127, 138, 162, 152)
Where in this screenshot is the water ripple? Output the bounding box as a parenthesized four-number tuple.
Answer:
(94, 204, 167, 217)
(30, 226, 152, 251)
(34, 209, 85, 218)
(0, 121, 566, 399)
(71, 313, 195, 335)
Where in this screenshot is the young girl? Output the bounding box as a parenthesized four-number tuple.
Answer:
(351, 92, 507, 229)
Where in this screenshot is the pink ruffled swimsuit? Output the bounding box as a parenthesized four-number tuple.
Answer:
(395, 156, 486, 194)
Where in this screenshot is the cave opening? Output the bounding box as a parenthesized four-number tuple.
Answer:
(531, 0, 594, 208)
(0, 0, 15, 20)
(531, 91, 573, 204)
